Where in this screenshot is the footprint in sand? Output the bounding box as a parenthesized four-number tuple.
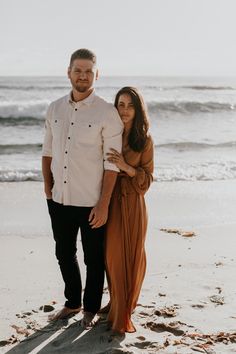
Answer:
(109, 349, 133, 354)
(209, 295, 225, 305)
(138, 310, 154, 318)
(191, 304, 205, 309)
(0, 335, 18, 347)
(136, 305, 156, 318)
(136, 304, 155, 309)
(144, 321, 185, 336)
(136, 335, 146, 341)
(154, 305, 180, 318)
(160, 228, 196, 237)
(39, 304, 55, 312)
(158, 293, 166, 297)
(215, 286, 222, 294)
(127, 340, 161, 351)
(215, 261, 224, 267)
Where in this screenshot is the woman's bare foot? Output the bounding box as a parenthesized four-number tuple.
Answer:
(48, 306, 81, 321)
(81, 312, 100, 329)
(98, 302, 111, 314)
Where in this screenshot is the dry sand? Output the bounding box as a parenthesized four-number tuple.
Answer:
(0, 180, 236, 353)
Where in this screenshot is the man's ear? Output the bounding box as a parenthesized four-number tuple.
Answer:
(95, 69, 99, 80)
(67, 67, 71, 78)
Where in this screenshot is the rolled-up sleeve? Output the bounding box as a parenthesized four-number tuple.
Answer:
(42, 103, 53, 157)
(103, 105, 123, 172)
(131, 136, 154, 195)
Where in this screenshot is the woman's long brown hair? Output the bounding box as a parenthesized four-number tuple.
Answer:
(114, 86, 149, 152)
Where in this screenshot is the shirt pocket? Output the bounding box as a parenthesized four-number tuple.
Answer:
(75, 122, 101, 145)
(51, 118, 64, 140)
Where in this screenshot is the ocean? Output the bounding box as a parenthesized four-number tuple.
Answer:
(0, 76, 236, 182)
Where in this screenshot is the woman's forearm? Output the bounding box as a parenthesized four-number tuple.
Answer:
(122, 163, 137, 177)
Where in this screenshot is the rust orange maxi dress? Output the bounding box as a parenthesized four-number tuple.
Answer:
(105, 136, 154, 333)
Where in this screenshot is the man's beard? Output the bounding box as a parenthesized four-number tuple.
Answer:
(73, 81, 90, 93)
(74, 84, 88, 93)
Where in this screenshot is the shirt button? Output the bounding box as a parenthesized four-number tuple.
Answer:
(64, 166, 67, 169)
(75, 108, 77, 111)
(68, 137, 70, 140)
(65, 151, 68, 154)
(71, 122, 74, 125)
(64, 181, 67, 183)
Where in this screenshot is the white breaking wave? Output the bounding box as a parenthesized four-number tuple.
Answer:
(156, 161, 236, 182)
(1, 161, 236, 182)
(0, 99, 236, 120)
(0, 170, 42, 182)
(0, 100, 50, 118)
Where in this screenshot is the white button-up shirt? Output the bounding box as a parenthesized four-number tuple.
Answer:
(42, 90, 123, 206)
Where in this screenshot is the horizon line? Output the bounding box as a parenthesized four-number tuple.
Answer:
(1, 74, 236, 78)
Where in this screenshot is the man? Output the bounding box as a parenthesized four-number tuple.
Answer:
(42, 48, 123, 327)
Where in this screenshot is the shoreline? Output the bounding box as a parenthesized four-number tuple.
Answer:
(0, 180, 236, 353)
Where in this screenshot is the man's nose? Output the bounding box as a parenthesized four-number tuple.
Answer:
(79, 72, 87, 79)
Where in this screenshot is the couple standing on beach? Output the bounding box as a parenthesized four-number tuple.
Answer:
(42, 48, 154, 334)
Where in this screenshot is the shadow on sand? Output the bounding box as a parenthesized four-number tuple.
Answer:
(5, 317, 125, 354)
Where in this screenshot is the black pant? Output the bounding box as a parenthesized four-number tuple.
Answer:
(47, 199, 105, 314)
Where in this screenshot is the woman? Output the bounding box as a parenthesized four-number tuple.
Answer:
(105, 86, 154, 334)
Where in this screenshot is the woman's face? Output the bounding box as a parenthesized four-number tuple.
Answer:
(117, 94, 135, 126)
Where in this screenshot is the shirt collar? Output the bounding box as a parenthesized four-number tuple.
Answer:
(67, 89, 96, 106)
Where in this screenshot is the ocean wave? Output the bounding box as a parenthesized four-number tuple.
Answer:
(0, 84, 122, 91)
(0, 83, 235, 91)
(148, 101, 236, 114)
(180, 85, 235, 91)
(0, 85, 70, 91)
(0, 99, 235, 123)
(0, 144, 42, 154)
(1, 141, 235, 155)
(156, 141, 236, 150)
(156, 161, 236, 182)
(0, 100, 49, 120)
(0, 84, 125, 91)
(0, 116, 44, 126)
(0, 170, 42, 182)
(1, 161, 236, 182)
(158, 85, 235, 91)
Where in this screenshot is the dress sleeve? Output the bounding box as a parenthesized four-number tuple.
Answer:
(131, 136, 154, 195)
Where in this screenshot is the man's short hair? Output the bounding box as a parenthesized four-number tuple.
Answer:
(69, 48, 97, 67)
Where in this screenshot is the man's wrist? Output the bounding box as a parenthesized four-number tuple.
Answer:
(44, 184, 52, 195)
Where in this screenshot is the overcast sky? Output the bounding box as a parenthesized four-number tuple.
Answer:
(1, 0, 236, 76)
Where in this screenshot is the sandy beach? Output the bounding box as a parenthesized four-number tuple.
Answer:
(0, 180, 236, 353)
